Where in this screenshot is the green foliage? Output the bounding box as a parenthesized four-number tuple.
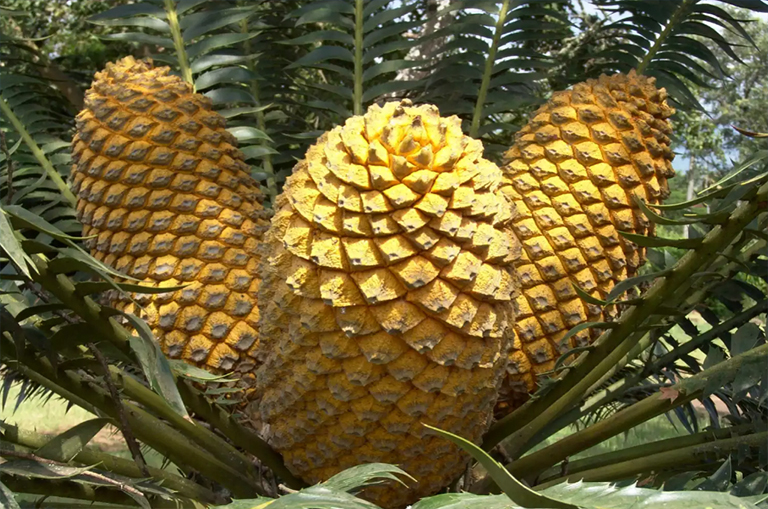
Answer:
(1, 1, 768, 508)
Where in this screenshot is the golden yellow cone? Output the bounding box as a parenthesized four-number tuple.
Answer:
(251, 100, 520, 508)
(70, 57, 269, 382)
(496, 70, 675, 415)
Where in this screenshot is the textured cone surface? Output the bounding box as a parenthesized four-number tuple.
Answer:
(70, 57, 269, 381)
(496, 70, 675, 414)
(253, 101, 519, 508)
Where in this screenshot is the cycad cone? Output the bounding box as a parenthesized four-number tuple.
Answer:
(70, 57, 269, 386)
(496, 70, 675, 413)
(253, 100, 519, 508)
(69, 57, 675, 509)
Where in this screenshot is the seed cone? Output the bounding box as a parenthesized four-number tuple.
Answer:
(70, 57, 269, 381)
(496, 70, 675, 414)
(252, 100, 519, 508)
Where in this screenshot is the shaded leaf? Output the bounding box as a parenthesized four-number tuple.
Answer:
(322, 463, 412, 494)
(0, 209, 32, 278)
(424, 425, 576, 508)
(169, 359, 239, 383)
(35, 418, 111, 462)
(122, 313, 188, 419)
(0, 480, 20, 509)
(0, 459, 93, 479)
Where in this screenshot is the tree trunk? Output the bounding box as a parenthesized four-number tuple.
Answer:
(684, 153, 696, 238)
(396, 0, 453, 82)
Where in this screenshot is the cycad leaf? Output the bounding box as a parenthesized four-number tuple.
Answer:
(0, 459, 94, 480)
(182, 6, 257, 42)
(0, 481, 20, 509)
(102, 32, 175, 48)
(194, 66, 258, 90)
(89, 3, 165, 21)
(424, 425, 577, 509)
(287, 46, 354, 69)
(322, 463, 413, 493)
(123, 313, 188, 419)
(35, 418, 111, 462)
(542, 481, 761, 509)
(0, 209, 33, 278)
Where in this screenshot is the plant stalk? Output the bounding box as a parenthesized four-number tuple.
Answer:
(164, 0, 194, 86)
(651, 298, 768, 372)
(534, 423, 762, 485)
(0, 130, 14, 204)
(105, 365, 261, 483)
(578, 238, 768, 413)
(240, 17, 277, 202)
(29, 256, 131, 353)
(470, 0, 510, 138)
(0, 96, 77, 207)
(176, 380, 305, 489)
(507, 343, 768, 482)
(0, 428, 222, 504)
(536, 430, 768, 489)
(22, 254, 293, 492)
(0, 477, 206, 508)
(88, 341, 150, 477)
(353, 0, 364, 115)
(502, 235, 768, 467)
(0, 340, 264, 498)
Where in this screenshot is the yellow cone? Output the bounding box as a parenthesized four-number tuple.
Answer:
(251, 100, 519, 508)
(70, 57, 269, 383)
(496, 70, 675, 414)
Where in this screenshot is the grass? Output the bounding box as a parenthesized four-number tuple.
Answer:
(1, 381, 170, 467)
(2, 383, 100, 434)
(525, 414, 694, 461)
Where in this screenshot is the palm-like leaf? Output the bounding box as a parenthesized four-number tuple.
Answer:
(0, 15, 78, 234)
(284, 0, 428, 119)
(418, 0, 571, 150)
(578, 0, 768, 109)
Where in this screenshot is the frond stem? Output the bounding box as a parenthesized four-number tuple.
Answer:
(240, 17, 277, 202)
(177, 380, 306, 490)
(1, 428, 223, 504)
(23, 255, 287, 492)
(536, 429, 768, 488)
(533, 423, 760, 486)
(1, 477, 203, 508)
(506, 343, 768, 484)
(353, 0, 364, 115)
(470, 0, 510, 138)
(1, 130, 14, 204)
(493, 234, 768, 471)
(164, 0, 194, 86)
(0, 339, 263, 498)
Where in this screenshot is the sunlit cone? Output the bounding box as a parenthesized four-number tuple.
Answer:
(496, 70, 675, 414)
(70, 57, 270, 383)
(250, 100, 520, 508)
